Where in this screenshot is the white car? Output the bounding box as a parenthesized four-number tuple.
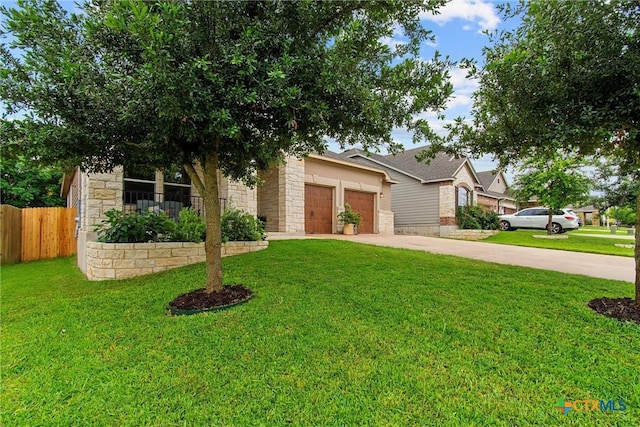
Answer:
(499, 207, 580, 234)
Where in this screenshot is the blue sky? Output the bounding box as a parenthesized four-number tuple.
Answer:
(369, 0, 520, 175)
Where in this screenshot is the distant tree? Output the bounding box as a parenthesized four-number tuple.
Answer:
(512, 155, 591, 234)
(0, 155, 65, 208)
(606, 206, 637, 227)
(424, 0, 640, 304)
(1, 1, 454, 299)
(591, 159, 639, 213)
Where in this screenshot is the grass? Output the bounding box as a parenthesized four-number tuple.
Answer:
(2, 240, 639, 426)
(577, 225, 636, 235)
(483, 229, 635, 257)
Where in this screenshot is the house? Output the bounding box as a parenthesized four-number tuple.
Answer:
(62, 154, 396, 275)
(334, 146, 513, 237)
(572, 205, 601, 226)
(476, 170, 517, 214)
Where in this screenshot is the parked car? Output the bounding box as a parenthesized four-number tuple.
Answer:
(499, 207, 580, 234)
(567, 209, 583, 227)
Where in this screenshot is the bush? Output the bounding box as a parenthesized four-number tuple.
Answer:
(607, 206, 636, 227)
(95, 209, 175, 243)
(221, 207, 266, 242)
(95, 207, 266, 244)
(171, 208, 206, 243)
(457, 206, 500, 230)
(337, 203, 362, 226)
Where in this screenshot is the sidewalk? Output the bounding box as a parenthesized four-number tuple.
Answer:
(267, 233, 635, 283)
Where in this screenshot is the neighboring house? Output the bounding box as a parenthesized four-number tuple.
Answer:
(572, 205, 601, 226)
(334, 147, 515, 237)
(476, 170, 517, 214)
(62, 154, 395, 274)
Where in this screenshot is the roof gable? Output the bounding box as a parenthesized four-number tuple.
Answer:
(334, 146, 474, 184)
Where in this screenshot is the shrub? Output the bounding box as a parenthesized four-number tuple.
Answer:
(95, 209, 175, 243)
(457, 205, 500, 230)
(606, 206, 636, 226)
(171, 208, 206, 243)
(337, 203, 362, 226)
(221, 207, 266, 242)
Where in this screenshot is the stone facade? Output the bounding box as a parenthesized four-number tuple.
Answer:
(222, 176, 258, 215)
(85, 240, 268, 280)
(439, 182, 456, 227)
(445, 229, 499, 240)
(80, 167, 124, 230)
(256, 157, 305, 234)
(395, 225, 441, 237)
(281, 157, 306, 233)
(378, 210, 395, 235)
(77, 168, 124, 274)
(257, 166, 280, 231)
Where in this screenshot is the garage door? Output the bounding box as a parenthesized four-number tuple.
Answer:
(344, 190, 374, 234)
(305, 185, 333, 234)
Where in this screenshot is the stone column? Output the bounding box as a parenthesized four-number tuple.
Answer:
(77, 167, 124, 273)
(439, 182, 457, 237)
(279, 157, 305, 234)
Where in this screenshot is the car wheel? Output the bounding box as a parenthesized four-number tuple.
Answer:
(551, 222, 563, 234)
(500, 220, 511, 231)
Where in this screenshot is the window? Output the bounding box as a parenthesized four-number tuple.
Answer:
(457, 186, 469, 207)
(516, 209, 535, 216)
(123, 166, 156, 205)
(163, 165, 191, 204)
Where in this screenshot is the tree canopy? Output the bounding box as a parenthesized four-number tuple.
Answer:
(425, 0, 639, 304)
(1, 0, 455, 293)
(0, 154, 65, 208)
(512, 154, 590, 234)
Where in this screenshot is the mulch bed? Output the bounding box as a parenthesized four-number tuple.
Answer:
(169, 285, 253, 311)
(587, 297, 640, 325)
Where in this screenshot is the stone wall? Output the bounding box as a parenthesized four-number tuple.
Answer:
(281, 157, 305, 233)
(477, 194, 498, 212)
(81, 167, 124, 230)
(395, 225, 441, 237)
(257, 166, 280, 231)
(378, 210, 395, 235)
(85, 240, 268, 281)
(445, 229, 498, 240)
(439, 182, 456, 226)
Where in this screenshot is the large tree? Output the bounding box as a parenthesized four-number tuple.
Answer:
(512, 154, 590, 234)
(1, 0, 454, 295)
(0, 154, 65, 208)
(426, 0, 640, 304)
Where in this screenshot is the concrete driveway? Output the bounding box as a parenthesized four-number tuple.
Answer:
(268, 233, 635, 283)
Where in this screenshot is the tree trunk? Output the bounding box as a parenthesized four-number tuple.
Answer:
(635, 184, 639, 306)
(202, 152, 224, 293)
(547, 209, 553, 235)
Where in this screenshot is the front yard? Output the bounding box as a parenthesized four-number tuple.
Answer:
(2, 240, 638, 425)
(483, 229, 635, 257)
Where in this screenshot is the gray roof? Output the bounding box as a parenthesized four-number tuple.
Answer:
(476, 170, 497, 190)
(335, 146, 468, 183)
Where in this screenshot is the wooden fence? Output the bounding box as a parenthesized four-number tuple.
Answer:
(0, 205, 77, 264)
(1, 205, 22, 264)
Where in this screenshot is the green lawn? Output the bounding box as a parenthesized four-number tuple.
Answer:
(577, 225, 636, 236)
(483, 229, 635, 257)
(2, 240, 638, 426)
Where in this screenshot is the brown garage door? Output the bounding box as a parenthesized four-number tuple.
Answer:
(305, 185, 333, 234)
(344, 190, 374, 234)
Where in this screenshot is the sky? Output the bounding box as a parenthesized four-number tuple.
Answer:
(2, 0, 520, 178)
(347, 0, 520, 176)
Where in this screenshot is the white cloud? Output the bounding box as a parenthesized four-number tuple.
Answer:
(420, 0, 500, 33)
(379, 36, 406, 52)
(441, 67, 479, 110)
